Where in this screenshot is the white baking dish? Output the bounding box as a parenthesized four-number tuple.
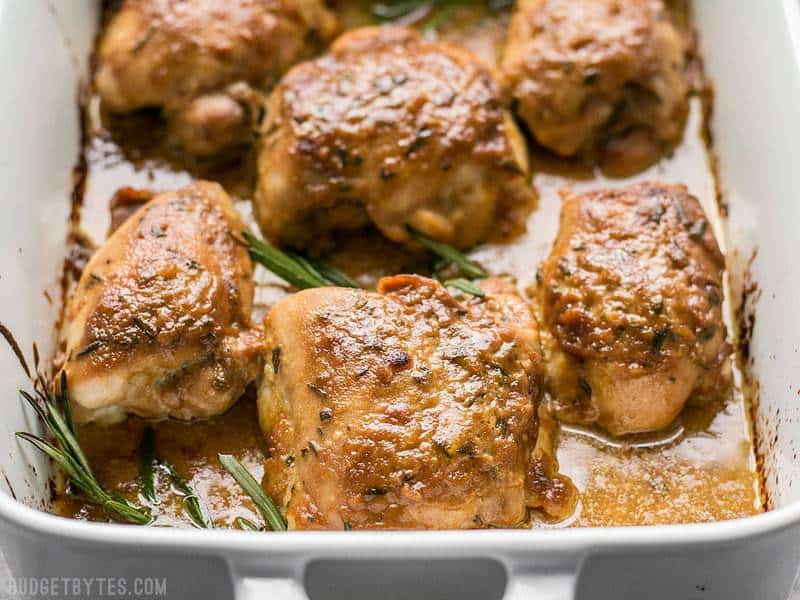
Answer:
(2, 1, 800, 598)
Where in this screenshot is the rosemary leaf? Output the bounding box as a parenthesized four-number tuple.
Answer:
(15, 433, 84, 486)
(311, 260, 360, 288)
(44, 399, 92, 477)
(374, 0, 503, 30)
(158, 459, 213, 529)
(243, 231, 361, 290)
(59, 371, 76, 436)
(234, 517, 261, 531)
(288, 252, 360, 289)
(285, 251, 327, 284)
(372, 0, 432, 21)
(19, 389, 47, 424)
(102, 498, 152, 524)
(242, 231, 328, 289)
(444, 278, 485, 297)
(408, 228, 488, 279)
(218, 454, 287, 532)
(422, 2, 456, 33)
(138, 427, 158, 505)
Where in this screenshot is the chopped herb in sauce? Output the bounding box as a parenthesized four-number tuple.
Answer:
(76, 339, 104, 358)
(307, 383, 327, 398)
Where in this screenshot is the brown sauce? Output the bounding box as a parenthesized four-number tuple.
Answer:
(53, 1, 762, 528)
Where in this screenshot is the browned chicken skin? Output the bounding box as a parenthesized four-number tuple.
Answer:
(254, 26, 534, 251)
(94, 0, 338, 156)
(257, 275, 575, 529)
(536, 182, 730, 435)
(62, 182, 262, 423)
(501, 0, 690, 173)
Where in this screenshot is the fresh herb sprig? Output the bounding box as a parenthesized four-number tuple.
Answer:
(219, 454, 287, 532)
(16, 372, 151, 525)
(408, 228, 488, 280)
(443, 278, 485, 297)
(242, 231, 359, 290)
(372, 0, 435, 21)
(137, 427, 212, 528)
(234, 517, 261, 531)
(372, 0, 513, 33)
(159, 459, 213, 529)
(138, 426, 158, 505)
(286, 251, 360, 289)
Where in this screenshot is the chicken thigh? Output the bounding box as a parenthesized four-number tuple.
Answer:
(537, 182, 730, 435)
(257, 275, 575, 529)
(254, 26, 534, 251)
(62, 182, 262, 423)
(95, 0, 338, 156)
(501, 0, 690, 173)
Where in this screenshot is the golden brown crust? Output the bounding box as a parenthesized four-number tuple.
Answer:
(63, 181, 262, 422)
(96, 0, 338, 112)
(254, 26, 534, 250)
(501, 0, 690, 172)
(258, 275, 574, 529)
(94, 0, 338, 155)
(537, 182, 730, 435)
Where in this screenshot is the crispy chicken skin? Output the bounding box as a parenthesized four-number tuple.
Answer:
(501, 0, 689, 172)
(253, 26, 534, 251)
(94, 0, 338, 156)
(257, 275, 575, 529)
(537, 182, 730, 436)
(62, 182, 262, 423)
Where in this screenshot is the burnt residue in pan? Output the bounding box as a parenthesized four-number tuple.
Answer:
(2, 470, 17, 501)
(56, 82, 95, 353)
(734, 250, 769, 510)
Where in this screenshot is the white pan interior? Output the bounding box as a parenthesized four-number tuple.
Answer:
(693, 0, 800, 510)
(0, 0, 96, 510)
(1, 0, 799, 516)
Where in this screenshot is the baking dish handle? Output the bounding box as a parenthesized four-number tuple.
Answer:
(235, 576, 309, 600)
(502, 572, 576, 600)
(232, 564, 577, 600)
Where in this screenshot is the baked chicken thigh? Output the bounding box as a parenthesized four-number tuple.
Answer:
(537, 182, 730, 436)
(254, 26, 533, 251)
(257, 275, 574, 529)
(501, 0, 690, 172)
(95, 0, 338, 156)
(62, 182, 262, 423)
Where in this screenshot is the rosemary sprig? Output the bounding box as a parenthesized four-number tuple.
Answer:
(373, 0, 512, 32)
(137, 426, 212, 527)
(242, 231, 358, 290)
(408, 228, 488, 280)
(243, 231, 326, 289)
(158, 459, 213, 529)
(138, 427, 158, 505)
(16, 374, 151, 525)
(234, 516, 261, 531)
(372, 0, 433, 21)
(444, 278, 485, 297)
(218, 454, 287, 532)
(288, 252, 360, 289)
(57, 371, 76, 439)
